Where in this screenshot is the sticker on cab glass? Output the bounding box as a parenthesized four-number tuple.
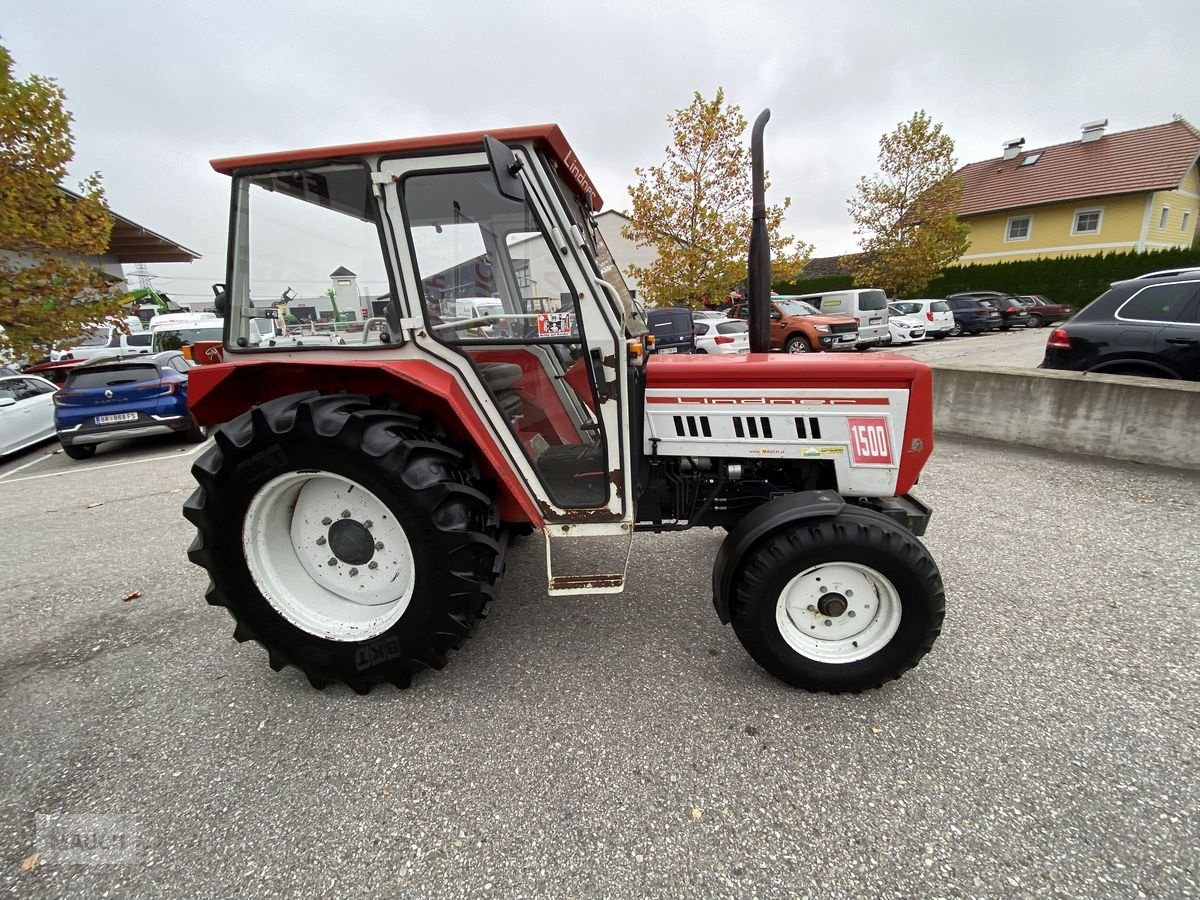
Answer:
(847, 417, 892, 465)
(537, 312, 572, 337)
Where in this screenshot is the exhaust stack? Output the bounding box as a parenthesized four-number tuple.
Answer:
(748, 109, 772, 354)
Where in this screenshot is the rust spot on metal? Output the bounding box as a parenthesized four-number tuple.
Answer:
(602, 354, 618, 369)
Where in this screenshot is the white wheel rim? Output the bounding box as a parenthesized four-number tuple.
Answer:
(775, 562, 901, 663)
(242, 471, 416, 641)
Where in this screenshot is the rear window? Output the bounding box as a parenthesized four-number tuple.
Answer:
(890, 302, 922, 316)
(66, 365, 161, 388)
(648, 311, 691, 337)
(127, 333, 153, 347)
(153, 326, 224, 350)
(930, 301, 950, 312)
(859, 290, 888, 311)
(716, 321, 748, 334)
(693, 321, 710, 335)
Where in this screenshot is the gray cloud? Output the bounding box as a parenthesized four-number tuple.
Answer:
(5, 0, 1197, 296)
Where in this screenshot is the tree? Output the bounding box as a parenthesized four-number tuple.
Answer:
(842, 110, 969, 297)
(624, 89, 811, 308)
(0, 42, 124, 362)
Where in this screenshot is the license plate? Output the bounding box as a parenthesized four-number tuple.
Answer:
(870, 317, 882, 324)
(660, 347, 678, 354)
(96, 412, 138, 425)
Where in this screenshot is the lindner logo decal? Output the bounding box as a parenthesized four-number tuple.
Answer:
(562, 149, 598, 208)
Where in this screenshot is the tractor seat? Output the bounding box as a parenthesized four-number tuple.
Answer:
(476, 362, 523, 419)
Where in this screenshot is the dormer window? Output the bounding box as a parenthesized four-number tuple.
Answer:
(1018, 152, 1043, 167)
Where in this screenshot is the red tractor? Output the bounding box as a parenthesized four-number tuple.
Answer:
(184, 113, 944, 693)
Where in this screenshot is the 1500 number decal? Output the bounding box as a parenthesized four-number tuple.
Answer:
(847, 417, 893, 465)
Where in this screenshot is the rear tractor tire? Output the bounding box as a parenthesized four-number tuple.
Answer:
(183, 392, 503, 693)
(729, 506, 944, 692)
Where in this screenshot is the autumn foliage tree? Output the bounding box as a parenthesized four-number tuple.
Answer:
(624, 89, 811, 308)
(1, 42, 124, 362)
(842, 110, 969, 297)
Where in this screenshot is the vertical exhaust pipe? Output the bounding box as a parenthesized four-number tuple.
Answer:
(748, 109, 772, 354)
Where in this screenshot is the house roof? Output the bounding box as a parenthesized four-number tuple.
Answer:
(58, 187, 201, 263)
(956, 120, 1200, 218)
(329, 266, 356, 277)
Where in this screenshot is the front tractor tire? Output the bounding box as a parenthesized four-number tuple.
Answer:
(183, 392, 502, 693)
(729, 507, 944, 692)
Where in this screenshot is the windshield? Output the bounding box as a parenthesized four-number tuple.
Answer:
(775, 299, 821, 317)
(153, 326, 224, 351)
(74, 328, 112, 348)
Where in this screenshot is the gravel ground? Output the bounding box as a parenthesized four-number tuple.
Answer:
(0, 434, 1196, 898)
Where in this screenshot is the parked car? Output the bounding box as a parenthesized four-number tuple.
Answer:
(945, 297, 1003, 335)
(693, 317, 750, 354)
(946, 291, 1030, 329)
(53, 351, 207, 459)
(692, 309, 726, 321)
(1125, 267, 1200, 282)
(21, 358, 86, 386)
(889, 300, 954, 339)
(50, 317, 148, 362)
(645, 307, 696, 354)
(885, 304, 927, 344)
(1015, 295, 1074, 328)
(786, 288, 890, 350)
(1040, 273, 1200, 381)
(729, 298, 858, 353)
(0, 374, 58, 457)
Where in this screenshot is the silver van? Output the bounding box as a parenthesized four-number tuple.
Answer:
(789, 289, 890, 350)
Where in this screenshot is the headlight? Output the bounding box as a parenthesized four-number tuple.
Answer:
(813, 325, 830, 333)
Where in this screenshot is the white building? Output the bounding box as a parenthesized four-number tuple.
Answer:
(594, 210, 660, 300)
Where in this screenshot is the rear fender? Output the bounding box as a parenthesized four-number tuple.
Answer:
(711, 490, 845, 623)
(187, 359, 542, 525)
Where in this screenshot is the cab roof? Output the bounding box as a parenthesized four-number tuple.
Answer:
(209, 123, 603, 211)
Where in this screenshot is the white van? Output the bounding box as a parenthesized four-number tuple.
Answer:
(149, 312, 225, 355)
(789, 289, 891, 350)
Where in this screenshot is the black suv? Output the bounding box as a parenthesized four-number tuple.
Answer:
(944, 297, 1002, 335)
(946, 291, 1031, 329)
(1039, 274, 1200, 381)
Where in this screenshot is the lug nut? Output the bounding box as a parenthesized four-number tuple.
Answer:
(819, 586, 828, 594)
(375, 541, 384, 551)
(846, 589, 854, 598)
(368, 561, 378, 570)
(349, 567, 359, 577)
(321, 517, 332, 526)
(364, 520, 373, 529)
(341, 509, 351, 518)
(316, 536, 327, 546)
(824, 619, 832, 626)
(807, 605, 817, 613)
(848, 610, 856, 618)
(327, 557, 337, 566)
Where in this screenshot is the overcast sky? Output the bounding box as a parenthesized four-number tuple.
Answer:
(6, 0, 1200, 303)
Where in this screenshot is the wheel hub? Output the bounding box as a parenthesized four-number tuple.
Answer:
(817, 593, 848, 617)
(775, 562, 903, 664)
(327, 518, 375, 566)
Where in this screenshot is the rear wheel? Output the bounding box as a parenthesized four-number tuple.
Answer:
(729, 507, 944, 692)
(61, 443, 95, 460)
(949, 322, 962, 336)
(183, 392, 502, 692)
(1027, 314, 1043, 328)
(784, 334, 812, 353)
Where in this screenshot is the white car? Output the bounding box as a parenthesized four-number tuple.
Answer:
(693, 317, 750, 354)
(0, 374, 58, 457)
(889, 300, 953, 340)
(51, 317, 148, 362)
(885, 305, 926, 344)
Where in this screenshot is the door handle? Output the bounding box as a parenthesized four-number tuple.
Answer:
(1165, 337, 1198, 345)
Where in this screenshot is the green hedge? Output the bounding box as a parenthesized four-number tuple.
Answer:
(772, 274, 855, 295)
(924, 246, 1200, 306)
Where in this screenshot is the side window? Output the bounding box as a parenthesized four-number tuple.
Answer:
(30, 379, 56, 396)
(1119, 284, 1200, 323)
(733, 305, 749, 319)
(694, 321, 710, 336)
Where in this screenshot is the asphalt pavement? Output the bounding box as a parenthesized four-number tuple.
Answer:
(0, 432, 1197, 898)
(886, 326, 1050, 368)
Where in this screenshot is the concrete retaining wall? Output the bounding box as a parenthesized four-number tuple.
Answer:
(929, 364, 1200, 470)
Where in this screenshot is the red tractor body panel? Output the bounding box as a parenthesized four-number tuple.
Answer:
(645, 353, 934, 495)
(188, 359, 544, 525)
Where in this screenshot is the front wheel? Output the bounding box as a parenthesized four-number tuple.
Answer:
(785, 335, 812, 353)
(183, 392, 502, 692)
(729, 507, 944, 692)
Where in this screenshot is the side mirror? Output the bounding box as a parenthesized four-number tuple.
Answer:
(770, 309, 782, 320)
(483, 135, 525, 203)
(212, 283, 228, 316)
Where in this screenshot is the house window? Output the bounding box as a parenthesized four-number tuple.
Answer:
(1182, 211, 1192, 234)
(1072, 208, 1103, 235)
(1159, 207, 1170, 230)
(1005, 215, 1031, 241)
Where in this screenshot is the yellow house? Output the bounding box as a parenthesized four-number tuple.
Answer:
(950, 119, 1200, 265)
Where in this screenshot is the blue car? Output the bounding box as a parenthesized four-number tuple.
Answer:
(54, 351, 207, 460)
